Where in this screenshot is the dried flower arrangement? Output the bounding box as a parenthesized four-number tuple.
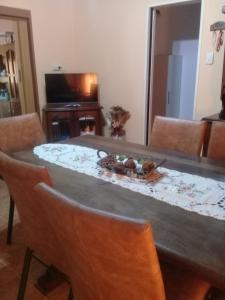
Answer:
(106, 106, 130, 138)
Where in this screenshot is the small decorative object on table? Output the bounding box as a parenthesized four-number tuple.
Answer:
(106, 106, 130, 139)
(97, 149, 166, 182)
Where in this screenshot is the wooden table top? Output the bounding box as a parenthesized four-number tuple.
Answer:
(13, 135, 225, 291)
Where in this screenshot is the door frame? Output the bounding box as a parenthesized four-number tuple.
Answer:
(0, 5, 40, 115)
(145, 0, 202, 145)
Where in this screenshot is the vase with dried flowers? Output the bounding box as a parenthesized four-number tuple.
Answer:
(106, 106, 130, 139)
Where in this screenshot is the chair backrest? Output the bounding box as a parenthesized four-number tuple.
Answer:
(207, 121, 225, 160)
(34, 183, 166, 300)
(0, 151, 66, 273)
(0, 113, 46, 153)
(150, 116, 207, 156)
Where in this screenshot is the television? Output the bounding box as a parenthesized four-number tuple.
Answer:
(45, 73, 98, 104)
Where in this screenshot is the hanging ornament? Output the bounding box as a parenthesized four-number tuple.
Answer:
(210, 21, 225, 52)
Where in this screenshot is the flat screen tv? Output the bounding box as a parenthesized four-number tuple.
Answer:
(45, 73, 98, 104)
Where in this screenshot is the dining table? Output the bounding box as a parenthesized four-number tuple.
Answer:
(13, 135, 225, 292)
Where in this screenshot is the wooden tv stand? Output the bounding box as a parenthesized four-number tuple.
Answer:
(43, 103, 103, 142)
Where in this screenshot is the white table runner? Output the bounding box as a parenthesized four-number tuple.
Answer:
(34, 144, 225, 220)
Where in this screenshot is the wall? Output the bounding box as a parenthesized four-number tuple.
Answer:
(71, 0, 149, 143)
(0, 0, 224, 144)
(195, 0, 225, 119)
(72, 0, 225, 144)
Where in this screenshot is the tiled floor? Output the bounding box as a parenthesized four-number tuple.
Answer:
(0, 180, 70, 300)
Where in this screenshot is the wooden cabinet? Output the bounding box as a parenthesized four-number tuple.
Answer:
(43, 104, 103, 142)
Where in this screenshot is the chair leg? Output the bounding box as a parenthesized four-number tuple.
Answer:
(6, 196, 15, 245)
(17, 247, 33, 300)
(68, 287, 73, 300)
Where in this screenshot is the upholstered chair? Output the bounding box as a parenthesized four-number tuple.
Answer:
(150, 116, 207, 156)
(0, 151, 70, 300)
(207, 121, 225, 160)
(35, 183, 210, 300)
(0, 112, 46, 244)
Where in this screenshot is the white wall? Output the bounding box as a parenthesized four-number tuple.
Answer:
(195, 0, 225, 119)
(71, 0, 149, 143)
(0, 0, 224, 144)
(71, 0, 225, 144)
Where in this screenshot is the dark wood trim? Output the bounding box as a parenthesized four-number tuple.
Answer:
(145, 8, 153, 146)
(0, 5, 40, 116)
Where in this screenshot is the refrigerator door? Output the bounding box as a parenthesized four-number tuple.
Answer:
(166, 55, 182, 118)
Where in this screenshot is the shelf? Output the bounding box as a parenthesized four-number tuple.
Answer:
(80, 131, 95, 136)
(79, 116, 95, 121)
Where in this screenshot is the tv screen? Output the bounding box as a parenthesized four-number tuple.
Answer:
(45, 73, 98, 104)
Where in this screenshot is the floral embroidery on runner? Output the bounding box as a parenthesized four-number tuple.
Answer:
(33, 144, 225, 220)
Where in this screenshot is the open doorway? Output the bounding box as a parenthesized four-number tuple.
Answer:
(0, 6, 39, 118)
(146, 1, 201, 144)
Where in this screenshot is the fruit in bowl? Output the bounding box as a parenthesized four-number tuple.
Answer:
(113, 162, 126, 174)
(142, 160, 155, 173)
(124, 157, 136, 170)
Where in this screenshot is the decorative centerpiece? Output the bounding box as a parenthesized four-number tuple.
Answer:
(97, 149, 166, 182)
(106, 106, 130, 139)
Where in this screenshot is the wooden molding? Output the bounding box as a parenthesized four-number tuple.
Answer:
(0, 6, 31, 19)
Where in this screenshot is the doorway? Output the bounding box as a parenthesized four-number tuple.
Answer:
(146, 1, 201, 144)
(0, 6, 39, 118)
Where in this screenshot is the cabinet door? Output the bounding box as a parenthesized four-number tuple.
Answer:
(45, 111, 73, 142)
(75, 110, 101, 136)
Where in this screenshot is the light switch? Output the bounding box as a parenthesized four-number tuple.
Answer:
(206, 52, 214, 65)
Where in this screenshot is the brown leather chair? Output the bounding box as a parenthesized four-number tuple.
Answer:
(0, 151, 70, 300)
(35, 182, 210, 300)
(0, 112, 46, 244)
(150, 116, 207, 156)
(207, 121, 225, 160)
(0, 112, 46, 153)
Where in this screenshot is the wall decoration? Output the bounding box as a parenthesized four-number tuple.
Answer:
(211, 21, 225, 52)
